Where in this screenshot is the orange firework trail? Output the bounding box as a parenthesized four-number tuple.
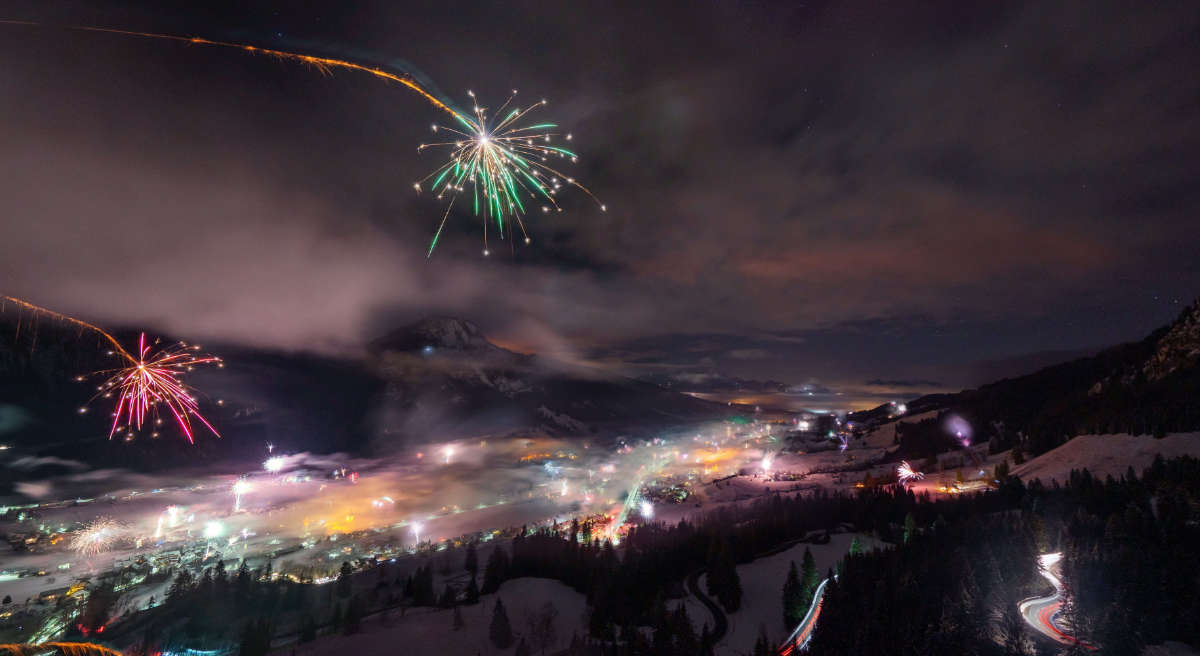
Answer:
(1, 295, 133, 362)
(1, 296, 222, 443)
(0, 19, 466, 123)
(1, 20, 606, 253)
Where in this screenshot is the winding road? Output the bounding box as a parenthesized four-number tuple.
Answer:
(1017, 552, 1097, 651)
(778, 577, 830, 655)
(686, 533, 821, 652)
(687, 568, 728, 644)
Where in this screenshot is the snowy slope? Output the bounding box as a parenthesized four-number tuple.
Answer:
(296, 577, 586, 656)
(1012, 432, 1200, 484)
(860, 410, 939, 448)
(687, 533, 883, 655)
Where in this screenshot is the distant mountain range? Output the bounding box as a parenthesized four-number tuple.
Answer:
(5, 296, 1197, 478)
(0, 315, 731, 477)
(365, 318, 731, 449)
(852, 298, 1200, 456)
(637, 371, 794, 394)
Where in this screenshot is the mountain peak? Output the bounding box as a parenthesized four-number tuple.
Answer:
(1144, 297, 1200, 381)
(370, 317, 496, 354)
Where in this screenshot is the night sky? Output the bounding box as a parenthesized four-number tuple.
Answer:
(2, 1, 1198, 396)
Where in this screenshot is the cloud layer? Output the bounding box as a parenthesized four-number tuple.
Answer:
(1, 1, 1197, 386)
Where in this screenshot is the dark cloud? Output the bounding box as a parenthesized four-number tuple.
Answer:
(1, 0, 1197, 390)
(9, 455, 88, 471)
(864, 379, 943, 389)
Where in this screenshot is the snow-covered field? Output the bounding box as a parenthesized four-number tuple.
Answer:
(15, 421, 1197, 650)
(293, 530, 878, 656)
(690, 533, 882, 655)
(860, 410, 939, 448)
(296, 577, 587, 656)
(1013, 433, 1200, 484)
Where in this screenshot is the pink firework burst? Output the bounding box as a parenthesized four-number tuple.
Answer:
(93, 333, 223, 443)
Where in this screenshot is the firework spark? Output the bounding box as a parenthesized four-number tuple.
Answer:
(93, 333, 222, 443)
(2, 297, 222, 442)
(416, 90, 605, 256)
(761, 451, 775, 471)
(153, 505, 181, 539)
(71, 518, 123, 556)
(896, 460, 925, 485)
(0, 22, 604, 252)
(232, 479, 251, 512)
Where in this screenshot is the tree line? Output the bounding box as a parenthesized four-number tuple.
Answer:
(112, 454, 1199, 656)
(809, 455, 1200, 655)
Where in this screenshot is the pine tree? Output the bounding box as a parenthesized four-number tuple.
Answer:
(751, 624, 771, 656)
(330, 603, 343, 631)
(336, 561, 353, 599)
(343, 596, 364, 635)
(800, 547, 819, 602)
(238, 618, 271, 656)
(410, 564, 435, 605)
(482, 546, 509, 594)
(464, 541, 479, 577)
(715, 556, 743, 612)
(782, 560, 802, 629)
(438, 547, 455, 575)
(299, 614, 316, 643)
(235, 563, 251, 603)
(997, 602, 1031, 655)
(700, 622, 712, 652)
(439, 583, 457, 608)
(490, 598, 515, 648)
(672, 605, 698, 654)
(238, 621, 254, 656)
(707, 535, 742, 611)
(651, 620, 672, 655)
(167, 570, 194, 603)
(284, 579, 307, 611)
(465, 574, 480, 604)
